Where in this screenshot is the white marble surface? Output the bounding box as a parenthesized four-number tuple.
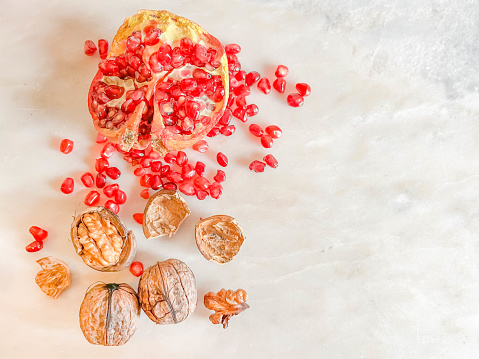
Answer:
(2, 0, 479, 358)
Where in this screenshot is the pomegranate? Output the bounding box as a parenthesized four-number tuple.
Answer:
(88, 10, 229, 156)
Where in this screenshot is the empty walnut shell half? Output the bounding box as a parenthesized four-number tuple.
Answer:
(195, 215, 245, 264)
(143, 190, 191, 239)
(71, 207, 136, 271)
(35, 257, 72, 299)
(79, 282, 141, 346)
(138, 259, 197, 324)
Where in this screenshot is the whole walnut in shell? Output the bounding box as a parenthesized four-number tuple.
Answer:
(79, 282, 140, 346)
(138, 259, 197, 324)
(71, 207, 136, 271)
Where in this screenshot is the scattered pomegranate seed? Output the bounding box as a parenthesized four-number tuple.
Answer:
(95, 173, 106, 188)
(105, 200, 119, 214)
(296, 83, 311, 97)
(84, 191, 101, 206)
(140, 174, 152, 187)
(263, 154, 279, 168)
(130, 261, 144, 277)
(249, 160, 266, 172)
(115, 190, 127, 205)
(195, 161, 206, 176)
(95, 133, 107, 143)
(196, 189, 209, 200)
(140, 157, 152, 168)
(60, 139, 74, 154)
(179, 182, 195, 196)
(95, 158, 109, 172)
(101, 143, 116, 158)
(194, 176, 211, 190)
(103, 183, 119, 197)
(275, 65, 289, 78)
(29, 226, 48, 242)
(265, 125, 282, 139)
(225, 44, 241, 54)
(193, 140, 208, 153)
(257, 78, 271, 94)
(167, 171, 183, 183)
(164, 153, 176, 164)
(217, 152, 228, 167)
(81, 172, 94, 187)
(105, 167, 121, 179)
(248, 124, 263, 137)
(214, 170, 226, 183)
(273, 78, 286, 93)
(245, 104, 259, 117)
(60, 177, 74, 194)
(260, 134, 273, 148)
(98, 39, 109, 59)
(150, 175, 162, 190)
(26, 241, 43, 253)
(209, 182, 223, 199)
(140, 189, 150, 199)
(245, 71, 260, 86)
(133, 213, 143, 224)
(134, 167, 147, 176)
(160, 165, 171, 177)
(150, 161, 162, 172)
(220, 125, 235, 136)
(287, 93, 304, 107)
(163, 182, 177, 190)
(84, 40, 97, 56)
(235, 71, 246, 81)
(176, 151, 188, 166)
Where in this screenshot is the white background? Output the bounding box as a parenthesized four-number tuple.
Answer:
(2, 0, 479, 358)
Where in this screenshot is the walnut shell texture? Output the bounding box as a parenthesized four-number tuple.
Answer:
(71, 207, 136, 271)
(195, 215, 245, 264)
(138, 259, 197, 324)
(204, 288, 249, 328)
(35, 257, 71, 299)
(143, 190, 191, 239)
(79, 283, 140, 346)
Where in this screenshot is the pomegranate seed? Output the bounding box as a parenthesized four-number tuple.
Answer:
(115, 190, 127, 205)
(261, 134, 273, 148)
(148, 149, 162, 160)
(133, 213, 143, 224)
(95, 158, 109, 172)
(275, 65, 289, 78)
(194, 176, 211, 190)
(151, 174, 162, 190)
(150, 161, 162, 172)
(105, 167, 121, 180)
(209, 182, 223, 199)
(193, 140, 209, 153)
(98, 39, 109, 60)
(96, 133, 108, 143)
(134, 167, 146, 176)
(235, 70, 246, 81)
(29, 226, 48, 241)
(218, 109, 232, 126)
(84, 40, 97, 56)
(195, 161, 205, 176)
(144, 28, 161, 46)
(234, 84, 251, 97)
(245, 104, 259, 117)
(263, 154, 279, 168)
(245, 71, 260, 86)
(140, 189, 150, 199)
(130, 261, 144, 277)
(235, 95, 247, 109)
(81, 172, 94, 187)
(196, 189, 208, 200)
(287, 93, 304, 107)
(273, 78, 286, 93)
(249, 160, 266, 172)
(160, 165, 171, 177)
(101, 143, 116, 158)
(225, 43, 241, 54)
(233, 108, 247, 122)
(140, 174, 152, 187)
(96, 173, 106, 188)
(164, 153, 176, 164)
(217, 152, 228, 167)
(176, 151, 188, 166)
(220, 125, 235, 136)
(140, 157, 152, 168)
(265, 125, 282, 139)
(179, 182, 195, 196)
(60, 177, 74, 194)
(248, 124, 263, 137)
(214, 170, 226, 183)
(105, 200, 119, 214)
(26, 241, 43, 253)
(207, 127, 220, 137)
(296, 83, 311, 97)
(84, 191, 101, 206)
(257, 78, 271, 94)
(167, 171, 183, 183)
(103, 184, 119, 197)
(181, 164, 194, 180)
(163, 182, 177, 190)
(60, 139, 74, 154)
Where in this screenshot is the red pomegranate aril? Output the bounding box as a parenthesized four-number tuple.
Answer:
(130, 261, 144, 277)
(60, 139, 74, 154)
(150, 174, 162, 190)
(150, 161, 162, 172)
(134, 167, 146, 176)
(81, 172, 95, 188)
(233, 108, 247, 122)
(160, 164, 171, 177)
(60, 177, 74, 194)
(103, 183, 119, 197)
(29, 226, 48, 242)
(114, 190, 127, 205)
(207, 127, 220, 137)
(140, 157, 152, 168)
(85, 191, 101, 206)
(167, 171, 183, 183)
(235, 70, 246, 81)
(179, 182, 195, 196)
(192, 140, 208, 153)
(213, 170, 226, 183)
(96, 173, 106, 188)
(249, 160, 266, 172)
(163, 182, 177, 191)
(164, 153, 176, 164)
(265, 125, 283, 139)
(176, 151, 188, 167)
(275, 65, 289, 78)
(296, 83, 311, 96)
(195, 161, 205, 176)
(263, 154, 279, 168)
(105, 167, 121, 180)
(248, 124, 263, 137)
(144, 28, 161, 46)
(147, 149, 162, 160)
(235, 96, 247, 109)
(218, 109, 232, 126)
(245, 71, 260, 86)
(287, 93, 304, 107)
(246, 104, 259, 117)
(133, 213, 143, 224)
(225, 43, 241, 54)
(196, 189, 208, 200)
(26, 241, 43, 253)
(96, 133, 108, 143)
(84, 40, 97, 56)
(194, 176, 210, 190)
(98, 39, 109, 60)
(104, 85, 125, 100)
(220, 125, 235, 136)
(217, 152, 228, 167)
(209, 182, 223, 199)
(105, 200, 120, 214)
(140, 189, 150, 199)
(257, 78, 271, 94)
(261, 134, 274, 148)
(95, 158, 109, 172)
(101, 143, 116, 159)
(273, 78, 286, 93)
(234, 84, 251, 97)
(140, 174, 152, 187)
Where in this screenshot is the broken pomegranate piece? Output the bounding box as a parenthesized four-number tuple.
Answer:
(88, 10, 229, 156)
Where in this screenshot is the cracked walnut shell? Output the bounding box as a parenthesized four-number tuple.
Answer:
(204, 288, 249, 328)
(71, 207, 136, 271)
(195, 215, 245, 264)
(35, 257, 71, 299)
(138, 259, 197, 324)
(79, 282, 140, 346)
(143, 190, 191, 239)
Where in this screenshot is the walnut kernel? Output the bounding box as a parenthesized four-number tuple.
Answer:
(204, 288, 249, 328)
(35, 257, 71, 299)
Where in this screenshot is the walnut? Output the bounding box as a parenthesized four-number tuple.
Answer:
(204, 289, 249, 328)
(138, 259, 197, 324)
(71, 207, 136, 271)
(195, 215, 245, 264)
(79, 282, 140, 346)
(143, 190, 191, 239)
(35, 257, 71, 299)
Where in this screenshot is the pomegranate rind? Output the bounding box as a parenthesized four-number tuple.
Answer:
(35, 257, 72, 299)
